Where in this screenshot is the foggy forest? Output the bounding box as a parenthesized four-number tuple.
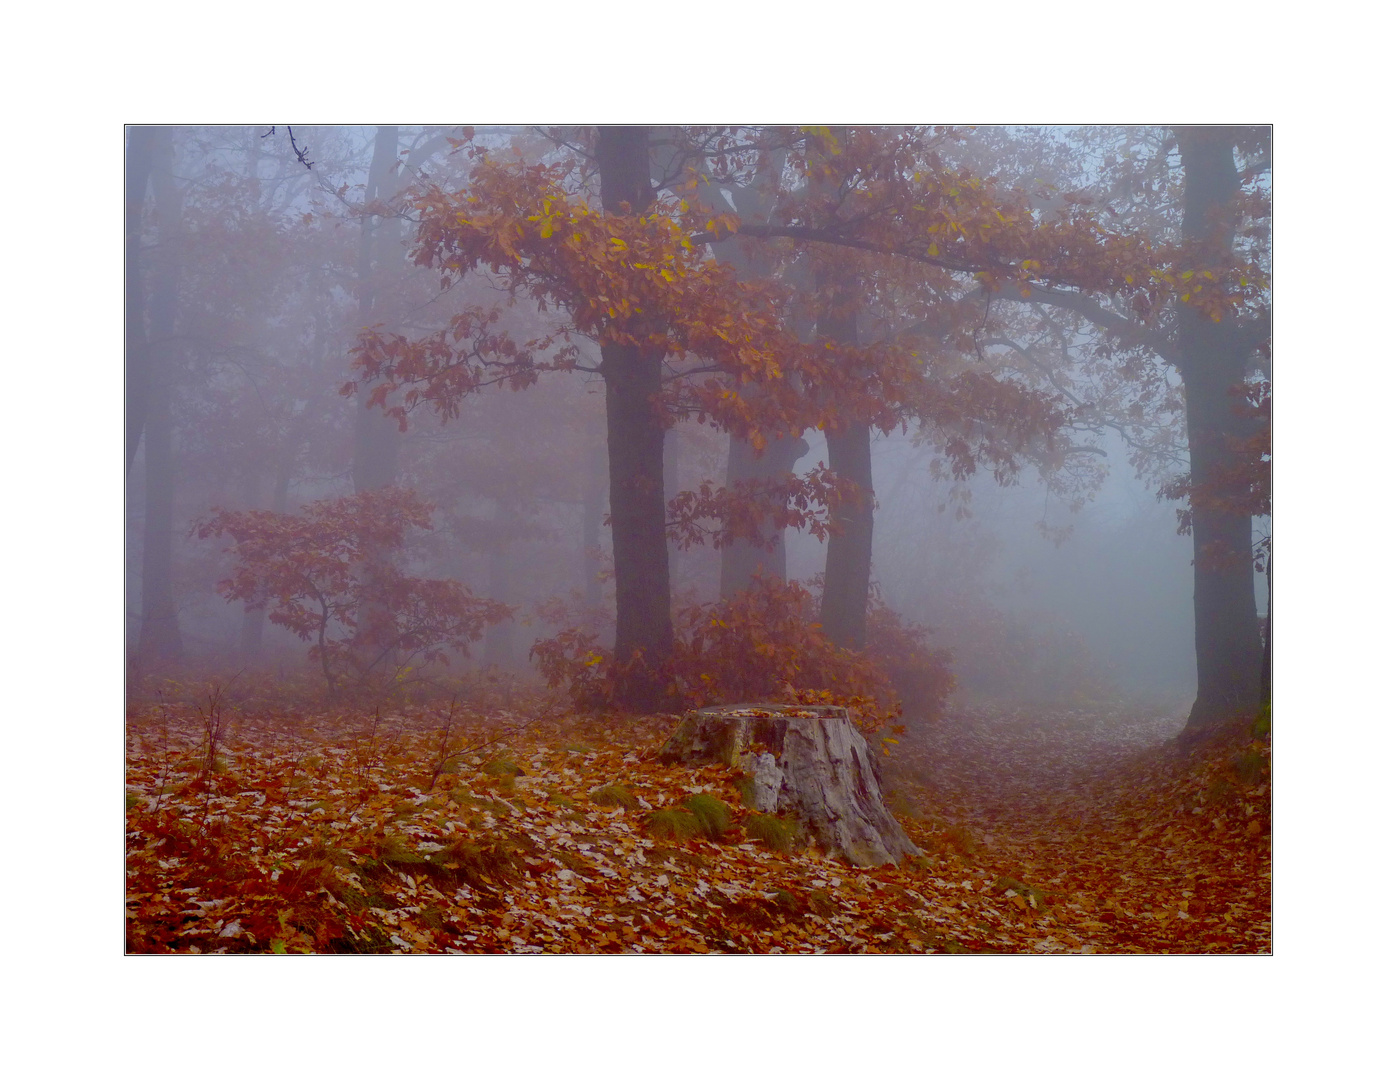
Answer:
(124, 124, 1271, 955)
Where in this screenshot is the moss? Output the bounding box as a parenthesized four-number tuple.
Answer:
(590, 784, 640, 810)
(682, 794, 732, 839)
(744, 813, 796, 853)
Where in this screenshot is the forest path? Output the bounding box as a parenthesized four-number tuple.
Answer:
(887, 704, 1272, 952)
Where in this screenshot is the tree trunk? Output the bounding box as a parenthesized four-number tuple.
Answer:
(718, 425, 810, 599)
(239, 457, 291, 661)
(352, 125, 403, 494)
(706, 149, 814, 599)
(596, 126, 673, 709)
(813, 272, 874, 650)
(125, 127, 156, 477)
(137, 126, 184, 670)
(582, 437, 607, 607)
(351, 126, 405, 683)
(484, 500, 517, 668)
(658, 704, 921, 867)
(1174, 127, 1264, 740)
(820, 421, 874, 649)
(664, 424, 681, 586)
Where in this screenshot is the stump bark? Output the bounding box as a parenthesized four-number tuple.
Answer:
(657, 704, 920, 867)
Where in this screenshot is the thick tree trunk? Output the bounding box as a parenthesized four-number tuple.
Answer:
(658, 704, 921, 867)
(813, 275, 874, 650)
(1174, 127, 1264, 740)
(597, 126, 673, 709)
(820, 421, 874, 649)
(137, 126, 184, 670)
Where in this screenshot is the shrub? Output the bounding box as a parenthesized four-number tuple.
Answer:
(864, 591, 955, 722)
(531, 573, 947, 729)
(196, 489, 511, 699)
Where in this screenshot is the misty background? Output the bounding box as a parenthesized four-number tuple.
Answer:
(124, 124, 1268, 709)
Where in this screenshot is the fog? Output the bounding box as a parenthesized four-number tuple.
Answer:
(125, 124, 1270, 712)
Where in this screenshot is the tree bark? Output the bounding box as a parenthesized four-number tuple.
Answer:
(658, 704, 921, 867)
(709, 152, 814, 600)
(1174, 127, 1264, 739)
(352, 125, 403, 494)
(125, 127, 156, 477)
(239, 456, 291, 661)
(813, 276, 874, 650)
(819, 421, 874, 650)
(137, 126, 184, 669)
(596, 126, 674, 709)
(351, 127, 405, 683)
(483, 500, 517, 668)
(581, 437, 607, 607)
(718, 425, 810, 599)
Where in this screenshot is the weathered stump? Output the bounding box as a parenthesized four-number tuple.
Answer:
(657, 703, 920, 867)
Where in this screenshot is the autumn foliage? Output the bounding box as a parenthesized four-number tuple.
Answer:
(196, 488, 511, 697)
(530, 573, 953, 729)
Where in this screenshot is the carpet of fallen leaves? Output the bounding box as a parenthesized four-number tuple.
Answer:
(125, 692, 1270, 954)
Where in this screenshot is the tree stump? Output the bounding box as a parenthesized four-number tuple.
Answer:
(657, 704, 921, 867)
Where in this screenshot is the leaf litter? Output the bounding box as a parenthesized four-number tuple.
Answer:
(125, 697, 1270, 953)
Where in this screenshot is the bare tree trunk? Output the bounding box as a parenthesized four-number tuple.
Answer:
(484, 500, 517, 668)
(718, 424, 809, 599)
(351, 126, 405, 685)
(813, 270, 874, 651)
(581, 438, 607, 607)
(125, 127, 157, 477)
(709, 148, 813, 599)
(1174, 126, 1264, 740)
(238, 457, 291, 661)
(137, 127, 184, 670)
(664, 425, 681, 586)
(353, 125, 404, 493)
(596, 126, 673, 709)
(819, 420, 874, 650)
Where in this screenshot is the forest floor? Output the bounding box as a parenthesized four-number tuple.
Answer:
(125, 687, 1271, 954)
